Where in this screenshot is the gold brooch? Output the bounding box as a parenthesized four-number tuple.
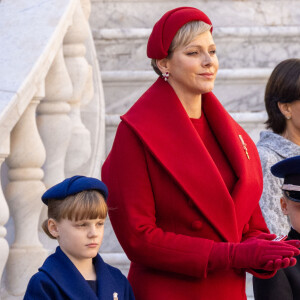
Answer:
(238, 135, 250, 160)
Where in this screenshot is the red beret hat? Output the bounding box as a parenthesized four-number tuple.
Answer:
(147, 7, 213, 59)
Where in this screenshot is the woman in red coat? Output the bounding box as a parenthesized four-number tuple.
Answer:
(102, 7, 300, 300)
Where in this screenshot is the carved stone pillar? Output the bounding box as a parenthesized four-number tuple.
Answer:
(4, 85, 48, 296)
(37, 46, 73, 189)
(80, 0, 91, 20)
(36, 47, 73, 241)
(0, 137, 10, 282)
(63, 2, 93, 176)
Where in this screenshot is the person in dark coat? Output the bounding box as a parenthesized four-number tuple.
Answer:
(24, 176, 135, 300)
(253, 156, 300, 300)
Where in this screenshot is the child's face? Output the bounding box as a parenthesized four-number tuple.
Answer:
(281, 197, 300, 232)
(51, 217, 105, 263)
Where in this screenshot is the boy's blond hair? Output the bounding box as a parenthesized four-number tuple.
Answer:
(42, 190, 108, 239)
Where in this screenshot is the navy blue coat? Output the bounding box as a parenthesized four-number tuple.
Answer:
(253, 228, 300, 300)
(24, 247, 135, 300)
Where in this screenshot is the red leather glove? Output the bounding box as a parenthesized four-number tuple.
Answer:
(264, 257, 297, 270)
(242, 233, 276, 242)
(240, 233, 300, 271)
(230, 238, 299, 270)
(208, 237, 300, 272)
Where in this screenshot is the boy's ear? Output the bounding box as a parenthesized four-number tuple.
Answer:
(48, 218, 59, 238)
(280, 197, 288, 215)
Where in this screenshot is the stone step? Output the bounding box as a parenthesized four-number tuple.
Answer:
(94, 26, 300, 71)
(101, 68, 271, 116)
(90, 0, 300, 29)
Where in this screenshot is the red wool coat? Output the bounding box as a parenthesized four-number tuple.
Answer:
(102, 77, 269, 300)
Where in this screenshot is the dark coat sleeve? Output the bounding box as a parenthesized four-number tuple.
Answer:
(24, 272, 62, 300)
(103, 262, 135, 300)
(123, 275, 135, 300)
(253, 269, 293, 300)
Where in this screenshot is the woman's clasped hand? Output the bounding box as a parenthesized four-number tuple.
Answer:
(230, 234, 300, 271)
(208, 233, 300, 272)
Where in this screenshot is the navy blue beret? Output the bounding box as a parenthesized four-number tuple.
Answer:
(42, 175, 108, 205)
(271, 156, 300, 202)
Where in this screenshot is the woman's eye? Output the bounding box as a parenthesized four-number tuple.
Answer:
(187, 51, 198, 55)
(77, 223, 86, 227)
(210, 50, 217, 55)
(97, 222, 104, 226)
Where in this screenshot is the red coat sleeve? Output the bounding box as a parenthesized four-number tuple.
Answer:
(102, 122, 214, 279)
(242, 205, 270, 242)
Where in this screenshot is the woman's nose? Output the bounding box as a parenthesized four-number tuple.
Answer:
(202, 52, 212, 66)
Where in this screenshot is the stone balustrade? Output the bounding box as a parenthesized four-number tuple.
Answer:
(0, 0, 105, 298)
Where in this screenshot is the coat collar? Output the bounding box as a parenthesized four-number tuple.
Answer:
(122, 77, 262, 242)
(257, 130, 300, 158)
(39, 247, 119, 300)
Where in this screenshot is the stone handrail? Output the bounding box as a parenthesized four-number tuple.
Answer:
(0, 0, 105, 298)
(95, 26, 300, 40)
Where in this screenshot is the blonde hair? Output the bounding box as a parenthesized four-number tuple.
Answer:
(42, 190, 108, 239)
(151, 21, 212, 76)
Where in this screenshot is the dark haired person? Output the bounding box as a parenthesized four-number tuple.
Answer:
(102, 8, 300, 300)
(257, 58, 300, 235)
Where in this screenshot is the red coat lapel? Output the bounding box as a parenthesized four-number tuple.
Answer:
(203, 96, 263, 230)
(122, 77, 262, 242)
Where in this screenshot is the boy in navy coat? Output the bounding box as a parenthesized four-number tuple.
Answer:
(24, 175, 135, 300)
(253, 156, 300, 300)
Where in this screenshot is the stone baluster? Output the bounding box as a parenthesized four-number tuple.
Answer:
(0, 137, 10, 282)
(4, 85, 48, 297)
(37, 46, 73, 189)
(36, 47, 73, 241)
(80, 0, 91, 20)
(63, 2, 93, 176)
